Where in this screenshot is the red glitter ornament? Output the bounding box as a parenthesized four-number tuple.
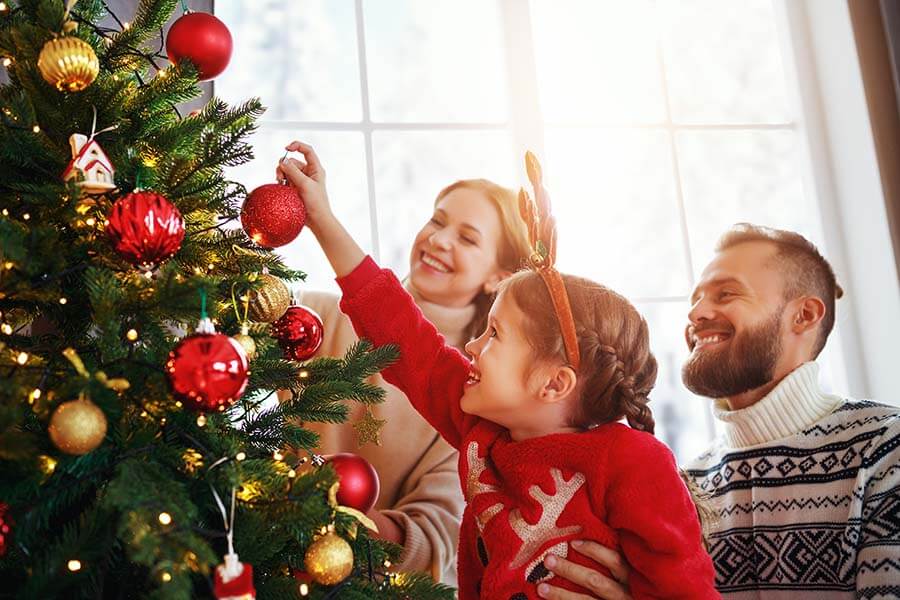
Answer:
(107, 190, 185, 269)
(240, 183, 306, 248)
(271, 305, 323, 362)
(166, 12, 233, 80)
(0, 503, 12, 557)
(326, 453, 380, 513)
(166, 319, 249, 412)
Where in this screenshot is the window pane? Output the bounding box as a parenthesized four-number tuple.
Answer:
(677, 130, 822, 275)
(531, 0, 665, 124)
(226, 128, 371, 293)
(544, 128, 690, 298)
(217, 0, 362, 122)
(660, 0, 791, 123)
(363, 0, 508, 123)
(637, 301, 714, 463)
(372, 130, 515, 275)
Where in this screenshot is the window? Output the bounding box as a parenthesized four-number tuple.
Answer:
(216, 0, 850, 462)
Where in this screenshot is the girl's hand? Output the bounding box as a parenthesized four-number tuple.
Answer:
(277, 141, 333, 236)
(537, 540, 632, 600)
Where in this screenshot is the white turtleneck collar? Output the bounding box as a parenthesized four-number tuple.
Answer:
(712, 362, 844, 448)
(404, 280, 476, 351)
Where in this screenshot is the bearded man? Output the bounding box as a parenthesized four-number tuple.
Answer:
(535, 224, 900, 600)
(680, 224, 900, 599)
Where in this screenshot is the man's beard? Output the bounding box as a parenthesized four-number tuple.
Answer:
(682, 308, 784, 399)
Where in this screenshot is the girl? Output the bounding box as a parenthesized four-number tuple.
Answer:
(278, 142, 717, 599)
(280, 144, 532, 584)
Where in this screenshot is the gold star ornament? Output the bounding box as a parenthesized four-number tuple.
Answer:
(353, 409, 386, 447)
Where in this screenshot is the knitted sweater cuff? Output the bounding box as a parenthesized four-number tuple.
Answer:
(336, 255, 380, 298)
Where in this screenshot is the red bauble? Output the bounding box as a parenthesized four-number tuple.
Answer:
(241, 183, 306, 248)
(271, 305, 323, 362)
(0, 503, 12, 557)
(166, 324, 249, 412)
(107, 190, 185, 269)
(166, 12, 233, 80)
(326, 453, 380, 513)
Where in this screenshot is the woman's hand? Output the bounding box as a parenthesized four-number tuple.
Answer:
(537, 540, 632, 600)
(277, 141, 333, 236)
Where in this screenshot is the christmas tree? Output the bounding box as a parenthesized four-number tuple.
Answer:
(0, 1, 454, 598)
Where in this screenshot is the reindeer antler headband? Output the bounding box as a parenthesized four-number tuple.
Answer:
(519, 151, 581, 371)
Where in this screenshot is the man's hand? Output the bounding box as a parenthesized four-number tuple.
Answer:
(537, 540, 632, 600)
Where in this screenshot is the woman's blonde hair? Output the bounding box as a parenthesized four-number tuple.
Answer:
(433, 179, 532, 341)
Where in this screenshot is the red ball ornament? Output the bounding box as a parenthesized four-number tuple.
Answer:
(166, 319, 249, 412)
(166, 12, 233, 80)
(0, 503, 12, 557)
(241, 183, 306, 248)
(326, 453, 380, 513)
(107, 190, 185, 269)
(271, 305, 323, 362)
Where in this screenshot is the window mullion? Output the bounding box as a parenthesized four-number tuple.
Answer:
(355, 0, 381, 262)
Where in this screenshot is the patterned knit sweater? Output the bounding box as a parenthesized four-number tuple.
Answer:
(685, 363, 900, 599)
(339, 257, 718, 599)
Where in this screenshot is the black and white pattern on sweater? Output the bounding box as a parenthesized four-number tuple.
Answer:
(687, 400, 900, 598)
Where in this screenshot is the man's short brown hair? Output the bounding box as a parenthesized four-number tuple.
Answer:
(716, 223, 844, 358)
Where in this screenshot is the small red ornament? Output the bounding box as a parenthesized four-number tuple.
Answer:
(166, 319, 249, 412)
(326, 453, 380, 513)
(107, 190, 185, 269)
(271, 305, 323, 362)
(0, 503, 12, 557)
(166, 12, 233, 80)
(241, 183, 306, 248)
(214, 553, 255, 600)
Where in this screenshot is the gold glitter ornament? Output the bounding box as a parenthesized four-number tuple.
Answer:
(233, 324, 257, 360)
(303, 531, 353, 585)
(247, 273, 290, 323)
(48, 395, 107, 455)
(37, 36, 99, 92)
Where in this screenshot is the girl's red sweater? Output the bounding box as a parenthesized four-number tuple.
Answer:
(338, 257, 718, 599)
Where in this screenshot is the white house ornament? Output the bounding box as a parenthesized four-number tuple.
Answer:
(62, 133, 116, 193)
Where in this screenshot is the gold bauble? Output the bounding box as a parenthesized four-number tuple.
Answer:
(247, 273, 291, 323)
(38, 36, 99, 92)
(48, 397, 107, 455)
(233, 326, 257, 361)
(304, 531, 353, 585)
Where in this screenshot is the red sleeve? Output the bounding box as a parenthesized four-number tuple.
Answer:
(337, 256, 476, 448)
(604, 429, 719, 599)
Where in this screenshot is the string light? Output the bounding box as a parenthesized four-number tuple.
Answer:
(22, 213, 30, 220)
(298, 369, 309, 379)
(157, 68, 167, 78)
(123, 21, 131, 30)
(67, 559, 82, 572)
(174, 400, 182, 408)
(160, 572, 171, 583)
(383, 559, 392, 568)
(287, 469, 296, 478)
(299, 583, 309, 596)
(59, 297, 67, 305)
(2, 58, 11, 67)
(3, 261, 11, 270)
(196, 414, 206, 427)
(235, 451, 246, 461)
(38, 454, 57, 475)
(16, 352, 28, 365)
(0, 3, 8, 11)
(272, 450, 284, 461)
(1, 208, 7, 216)
(29, 388, 41, 402)
(84, 217, 96, 226)
(32, 125, 39, 133)
(1, 324, 12, 334)
(126, 328, 138, 342)
(157, 512, 172, 525)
